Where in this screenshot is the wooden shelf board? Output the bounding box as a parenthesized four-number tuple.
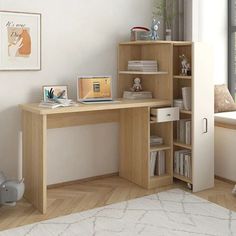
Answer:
(150, 174, 170, 180)
(173, 75, 192, 80)
(180, 110, 192, 115)
(149, 174, 173, 188)
(173, 141, 192, 150)
(173, 42, 192, 46)
(174, 174, 192, 184)
(150, 144, 171, 152)
(119, 41, 192, 46)
(149, 120, 156, 124)
(119, 71, 168, 75)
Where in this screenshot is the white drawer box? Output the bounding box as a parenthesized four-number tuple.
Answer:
(151, 107, 179, 123)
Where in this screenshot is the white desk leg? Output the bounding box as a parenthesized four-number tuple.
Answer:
(22, 111, 47, 214)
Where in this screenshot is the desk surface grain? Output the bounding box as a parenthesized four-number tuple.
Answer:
(20, 99, 171, 115)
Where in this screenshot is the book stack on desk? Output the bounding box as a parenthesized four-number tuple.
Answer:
(39, 99, 76, 109)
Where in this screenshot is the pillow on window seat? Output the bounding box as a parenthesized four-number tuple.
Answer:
(214, 84, 236, 113)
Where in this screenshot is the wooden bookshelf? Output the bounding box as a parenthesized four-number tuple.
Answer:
(173, 141, 192, 150)
(150, 144, 171, 152)
(119, 71, 168, 75)
(174, 174, 192, 184)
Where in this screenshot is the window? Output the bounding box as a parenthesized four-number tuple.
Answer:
(228, 0, 236, 99)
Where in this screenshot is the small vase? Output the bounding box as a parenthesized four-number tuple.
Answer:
(165, 29, 172, 41)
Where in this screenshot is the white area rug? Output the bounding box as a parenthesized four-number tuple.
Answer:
(0, 189, 235, 236)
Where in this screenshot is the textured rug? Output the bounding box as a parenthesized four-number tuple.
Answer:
(0, 189, 235, 236)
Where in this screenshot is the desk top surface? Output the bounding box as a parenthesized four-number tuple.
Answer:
(20, 99, 171, 115)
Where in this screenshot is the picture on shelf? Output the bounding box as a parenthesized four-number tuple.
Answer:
(43, 85, 68, 101)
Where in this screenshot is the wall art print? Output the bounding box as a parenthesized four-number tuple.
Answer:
(0, 11, 41, 70)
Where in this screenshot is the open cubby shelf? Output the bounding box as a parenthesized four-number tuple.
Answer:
(119, 71, 168, 75)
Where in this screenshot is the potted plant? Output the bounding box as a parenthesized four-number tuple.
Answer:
(153, 0, 178, 41)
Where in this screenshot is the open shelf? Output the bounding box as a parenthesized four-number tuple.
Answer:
(150, 144, 171, 152)
(173, 140, 191, 150)
(174, 174, 192, 184)
(173, 75, 192, 80)
(180, 110, 192, 115)
(119, 71, 168, 75)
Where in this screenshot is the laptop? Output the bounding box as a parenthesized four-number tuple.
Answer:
(77, 76, 115, 103)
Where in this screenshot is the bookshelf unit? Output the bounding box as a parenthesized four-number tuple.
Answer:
(118, 41, 214, 192)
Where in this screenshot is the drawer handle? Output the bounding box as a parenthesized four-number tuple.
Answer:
(166, 113, 171, 117)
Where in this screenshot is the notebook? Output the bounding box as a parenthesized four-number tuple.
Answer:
(77, 76, 113, 103)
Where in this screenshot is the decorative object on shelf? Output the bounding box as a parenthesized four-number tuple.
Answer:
(0, 11, 41, 70)
(150, 18, 160, 40)
(131, 77, 142, 92)
(130, 26, 151, 41)
(179, 54, 191, 76)
(153, 0, 178, 41)
(0, 171, 25, 206)
(43, 85, 68, 102)
(182, 87, 191, 111)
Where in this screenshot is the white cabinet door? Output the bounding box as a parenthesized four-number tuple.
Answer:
(192, 42, 214, 192)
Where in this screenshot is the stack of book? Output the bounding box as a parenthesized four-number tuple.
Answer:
(150, 151, 166, 177)
(182, 87, 191, 111)
(176, 119, 191, 145)
(128, 60, 158, 72)
(150, 135, 163, 146)
(174, 150, 191, 179)
(123, 91, 152, 99)
(39, 99, 76, 109)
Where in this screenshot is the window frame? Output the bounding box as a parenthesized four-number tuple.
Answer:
(228, 0, 236, 96)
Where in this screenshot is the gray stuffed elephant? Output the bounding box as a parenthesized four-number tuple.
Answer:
(0, 171, 25, 206)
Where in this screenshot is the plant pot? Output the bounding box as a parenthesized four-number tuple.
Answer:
(165, 29, 172, 41)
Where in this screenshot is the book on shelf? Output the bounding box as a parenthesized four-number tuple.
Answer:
(150, 150, 166, 177)
(123, 91, 152, 100)
(150, 135, 163, 146)
(182, 87, 191, 111)
(174, 149, 191, 179)
(128, 60, 158, 72)
(176, 119, 191, 145)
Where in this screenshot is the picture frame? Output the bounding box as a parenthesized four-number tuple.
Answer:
(0, 10, 41, 70)
(42, 85, 68, 102)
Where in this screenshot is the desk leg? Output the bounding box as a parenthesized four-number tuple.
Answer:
(120, 107, 149, 188)
(22, 111, 47, 214)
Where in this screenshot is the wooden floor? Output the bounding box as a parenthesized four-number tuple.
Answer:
(0, 176, 235, 231)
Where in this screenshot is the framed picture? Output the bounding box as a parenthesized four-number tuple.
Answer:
(0, 11, 41, 70)
(43, 85, 68, 101)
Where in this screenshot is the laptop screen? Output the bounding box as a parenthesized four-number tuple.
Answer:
(77, 76, 112, 101)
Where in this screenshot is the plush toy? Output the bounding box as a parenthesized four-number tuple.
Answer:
(151, 18, 160, 40)
(131, 78, 142, 92)
(0, 171, 25, 206)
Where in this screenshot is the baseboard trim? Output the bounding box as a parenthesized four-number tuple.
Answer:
(47, 172, 119, 189)
(215, 175, 236, 185)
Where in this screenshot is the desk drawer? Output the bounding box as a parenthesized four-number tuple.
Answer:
(151, 107, 179, 123)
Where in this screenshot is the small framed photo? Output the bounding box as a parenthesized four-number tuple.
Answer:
(0, 10, 41, 70)
(43, 85, 68, 101)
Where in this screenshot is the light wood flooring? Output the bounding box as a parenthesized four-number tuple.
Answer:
(0, 176, 235, 231)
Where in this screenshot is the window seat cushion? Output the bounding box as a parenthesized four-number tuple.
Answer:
(215, 111, 236, 125)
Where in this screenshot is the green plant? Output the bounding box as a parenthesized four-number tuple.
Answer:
(153, 0, 177, 29)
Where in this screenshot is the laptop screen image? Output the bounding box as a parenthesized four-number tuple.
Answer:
(77, 76, 112, 102)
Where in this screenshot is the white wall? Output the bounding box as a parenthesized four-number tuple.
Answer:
(192, 0, 228, 85)
(0, 0, 153, 183)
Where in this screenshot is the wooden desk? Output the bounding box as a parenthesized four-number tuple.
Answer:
(20, 99, 171, 213)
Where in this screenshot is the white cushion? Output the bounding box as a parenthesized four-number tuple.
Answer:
(214, 111, 236, 125)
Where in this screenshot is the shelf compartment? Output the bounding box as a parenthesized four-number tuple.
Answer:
(173, 75, 192, 80)
(174, 173, 192, 184)
(180, 110, 192, 115)
(150, 144, 171, 152)
(119, 71, 168, 75)
(173, 140, 191, 150)
(149, 174, 173, 188)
